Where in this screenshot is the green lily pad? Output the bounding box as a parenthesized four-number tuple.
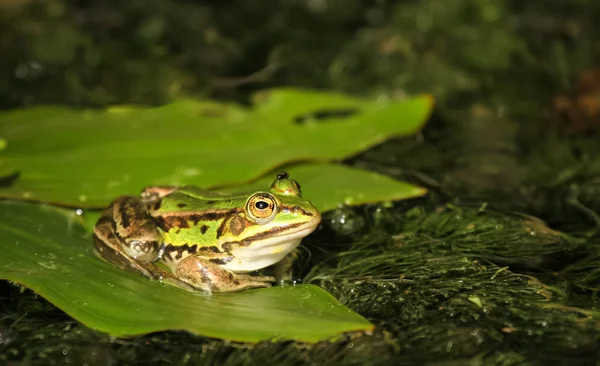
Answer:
(0, 88, 432, 207)
(222, 163, 426, 211)
(0, 201, 374, 343)
(79, 163, 426, 232)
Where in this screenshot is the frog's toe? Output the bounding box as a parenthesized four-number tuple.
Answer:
(220, 274, 276, 292)
(238, 274, 276, 283)
(175, 255, 277, 293)
(241, 279, 273, 289)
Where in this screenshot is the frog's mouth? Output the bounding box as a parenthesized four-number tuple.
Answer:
(221, 219, 320, 273)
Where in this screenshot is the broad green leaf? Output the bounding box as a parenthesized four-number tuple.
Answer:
(0, 88, 432, 207)
(221, 163, 426, 211)
(0, 201, 374, 343)
(78, 163, 426, 232)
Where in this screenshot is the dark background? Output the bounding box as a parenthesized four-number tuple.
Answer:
(1, 0, 600, 365)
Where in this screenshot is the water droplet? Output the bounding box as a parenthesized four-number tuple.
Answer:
(183, 168, 201, 177)
(37, 261, 57, 270)
(14, 64, 28, 78)
(107, 180, 121, 188)
(14, 61, 43, 79)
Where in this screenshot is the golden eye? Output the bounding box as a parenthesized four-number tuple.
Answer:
(246, 193, 277, 223)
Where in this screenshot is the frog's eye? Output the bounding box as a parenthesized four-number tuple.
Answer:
(246, 193, 278, 223)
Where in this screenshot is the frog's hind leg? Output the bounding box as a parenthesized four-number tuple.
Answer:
(93, 196, 193, 291)
(93, 213, 160, 279)
(108, 196, 163, 262)
(174, 254, 276, 293)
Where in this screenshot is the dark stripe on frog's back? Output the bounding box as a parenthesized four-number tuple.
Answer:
(152, 208, 243, 231)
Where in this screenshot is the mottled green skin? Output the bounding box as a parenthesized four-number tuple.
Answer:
(93, 172, 321, 292)
(151, 183, 319, 253)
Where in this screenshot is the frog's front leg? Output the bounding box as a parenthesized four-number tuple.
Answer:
(272, 249, 299, 286)
(174, 255, 276, 293)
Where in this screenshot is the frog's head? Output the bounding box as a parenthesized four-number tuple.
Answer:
(218, 172, 321, 272)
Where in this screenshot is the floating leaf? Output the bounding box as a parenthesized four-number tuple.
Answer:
(0, 201, 374, 343)
(221, 163, 426, 211)
(77, 163, 425, 232)
(0, 88, 432, 207)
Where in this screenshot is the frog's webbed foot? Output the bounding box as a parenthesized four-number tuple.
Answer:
(93, 215, 194, 292)
(175, 255, 276, 293)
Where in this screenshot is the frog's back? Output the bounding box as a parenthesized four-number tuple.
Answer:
(153, 186, 248, 214)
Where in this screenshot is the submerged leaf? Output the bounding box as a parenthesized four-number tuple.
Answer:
(0, 201, 374, 343)
(0, 88, 432, 206)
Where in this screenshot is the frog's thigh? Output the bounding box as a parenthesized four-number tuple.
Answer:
(175, 255, 276, 293)
(94, 217, 195, 291)
(93, 216, 158, 279)
(111, 196, 162, 262)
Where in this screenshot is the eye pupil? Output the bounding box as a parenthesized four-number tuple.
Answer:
(255, 201, 269, 210)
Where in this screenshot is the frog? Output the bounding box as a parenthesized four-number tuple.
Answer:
(92, 172, 321, 293)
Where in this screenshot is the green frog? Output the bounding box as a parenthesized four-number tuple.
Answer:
(93, 172, 321, 293)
